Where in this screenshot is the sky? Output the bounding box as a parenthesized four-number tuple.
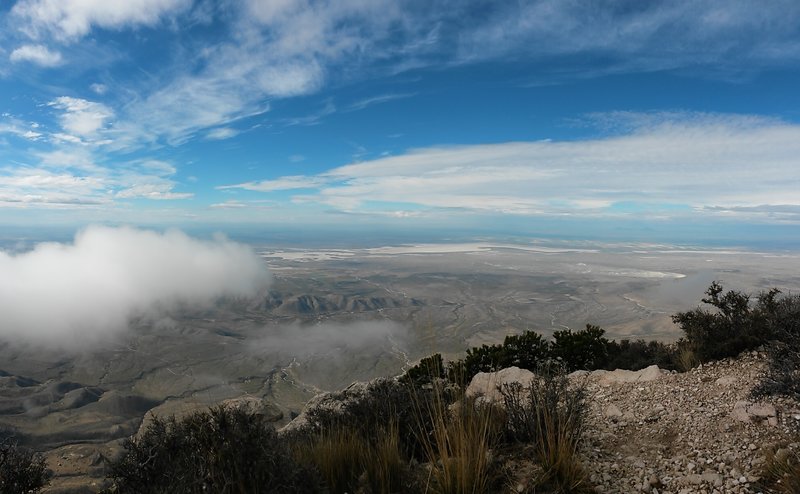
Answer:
(1, 0, 800, 247)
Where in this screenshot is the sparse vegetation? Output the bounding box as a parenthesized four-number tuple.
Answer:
(104, 406, 318, 494)
(501, 364, 590, 493)
(672, 281, 778, 363)
(293, 421, 406, 494)
(753, 292, 800, 398)
(99, 282, 800, 494)
(0, 437, 50, 494)
(758, 447, 800, 494)
(411, 383, 504, 494)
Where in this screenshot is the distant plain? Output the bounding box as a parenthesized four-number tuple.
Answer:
(1, 240, 799, 489)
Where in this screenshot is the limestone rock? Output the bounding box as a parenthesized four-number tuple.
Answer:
(465, 366, 535, 403)
(591, 365, 667, 385)
(732, 400, 778, 426)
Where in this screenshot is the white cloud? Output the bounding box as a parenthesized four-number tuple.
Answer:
(205, 127, 240, 140)
(210, 200, 247, 209)
(227, 113, 800, 220)
(0, 167, 108, 207)
(90, 83, 108, 95)
(0, 119, 43, 140)
(9, 44, 63, 66)
(12, 0, 192, 40)
(115, 183, 192, 200)
(0, 226, 270, 348)
(346, 93, 416, 112)
(48, 96, 114, 139)
(456, 1, 800, 74)
(219, 175, 330, 192)
(0, 153, 191, 207)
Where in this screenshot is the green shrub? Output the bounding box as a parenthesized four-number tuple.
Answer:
(753, 292, 800, 398)
(461, 343, 509, 380)
(104, 406, 317, 494)
(551, 324, 609, 372)
(402, 353, 446, 385)
(458, 331, 550, 382)
(672, 282, 776, 363)
(502, 331, 551, 371)
(0, 438, 50, 494)
(604, 339, 677, 371)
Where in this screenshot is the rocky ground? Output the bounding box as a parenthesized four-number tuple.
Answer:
(38, 350, 800, 493)
(577, 351, 799, 494)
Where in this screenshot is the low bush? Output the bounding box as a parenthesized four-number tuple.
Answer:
(551, 324, 609, 372)
(402, 353, 446, 385)
(104, 406, 317, 494)
(672, 282, 777, 363)
(0, 437, 50, 494)
(301, 377, 442, 461)
(604, 338, 677, 371)
(752, 292, 800, 398)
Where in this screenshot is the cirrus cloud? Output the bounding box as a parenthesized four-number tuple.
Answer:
(9, 43, 63, 66)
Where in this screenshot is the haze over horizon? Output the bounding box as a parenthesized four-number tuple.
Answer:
(0, 1, 799, 248)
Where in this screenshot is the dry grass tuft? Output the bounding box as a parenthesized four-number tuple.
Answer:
(501, 365, 591, 493)
(412, 382, 503, 494)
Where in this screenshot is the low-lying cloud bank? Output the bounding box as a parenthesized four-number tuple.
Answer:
(0, 226, 270, 347)
(250, 320, 407, 359)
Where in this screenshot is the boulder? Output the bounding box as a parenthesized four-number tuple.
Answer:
(591, 365, 667, 385)
(465, 367, 535, 403)
(732, 400, 778, 426)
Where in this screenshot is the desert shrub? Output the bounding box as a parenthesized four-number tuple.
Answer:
(503, 331, 551, 370)
(501, 364, 590, 493)
(458, 331, 550, 382)
(460, 343, 509, 380)
(604, 339, 678, 371)
(757, 447, 800, 494)
(753, 293, 800, 398)
(411, 382, 503, 494)
(294, 421, 406, 494)
(0, 438, 50, 494)
(402, 353, 446, 385)
(301, 377, 449, 461)
(105, 406, 317, 494)
(551, 324, 609, 372)
(672, 282, 777, 363)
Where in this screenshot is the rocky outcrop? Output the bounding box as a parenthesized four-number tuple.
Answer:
(464, 351, 800, 493)
(465, 367, 535, 403)
(280, 377, 397, 435)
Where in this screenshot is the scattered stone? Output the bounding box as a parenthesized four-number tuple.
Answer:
(732, 400, 778, 426)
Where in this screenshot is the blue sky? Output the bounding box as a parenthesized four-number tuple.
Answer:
(1, 0, 800, 246)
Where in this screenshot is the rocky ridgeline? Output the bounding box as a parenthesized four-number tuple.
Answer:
(466, 351, 800, 494)
(286, 351, 800, 494)
(580, 351, 798, 494)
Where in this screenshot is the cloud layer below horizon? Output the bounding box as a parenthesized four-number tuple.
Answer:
(0, 226, 270, 347)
